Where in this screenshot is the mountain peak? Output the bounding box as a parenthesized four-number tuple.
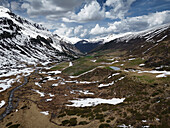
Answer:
(0, 6, 10, 13)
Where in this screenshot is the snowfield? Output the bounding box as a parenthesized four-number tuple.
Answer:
(0, 68, 34, 92)
(67, 98, 125, 107)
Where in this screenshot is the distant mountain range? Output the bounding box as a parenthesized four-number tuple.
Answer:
(0, 6, 81, 69)
(75, 24, 170, 58)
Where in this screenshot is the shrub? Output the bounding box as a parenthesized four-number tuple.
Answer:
(106, 120, 111, 123)
(66, 109, 77, 115)
(6, 122, 12, 127)
(8, 124, 20, 128)
(95, 114, 104, 120)
(69, 118, 77, 126)
(99, 123, 111, 128)
(79, 121, 88, 125)
(62, 120, 70, 126)
(58, 113, 66, 118)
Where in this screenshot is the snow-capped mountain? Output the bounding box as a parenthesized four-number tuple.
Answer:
(93, 23, 170, 67)
(75, 23, 170, 54)
(0, 6, 81, 69)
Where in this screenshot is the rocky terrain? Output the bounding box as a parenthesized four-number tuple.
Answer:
(0, 6, 81, 69)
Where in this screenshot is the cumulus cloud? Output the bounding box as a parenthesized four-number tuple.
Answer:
(70, 0, 105, 22)
(54, 24, 89, 38)
(21, 0, 86, 18)
(0, 0, 10, 8)
(10, 1, 20, 11)
(105, 0, 136, 19)
(0, 0, 138, 22)
(89, 11, 170, 36)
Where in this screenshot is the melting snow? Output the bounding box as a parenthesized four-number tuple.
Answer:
(40, 111, 49, 115)
(46, 76, 56, 81)
(48, 93, 55, 97)
(46, 99, 52, 102)
(117, 124, 133, 128)
(90, 60, 96, 62)
(0, 100, 5, 108)
(129, 58, 136, 61)
(0, 79, 15, 92)
(108, 73, 120, 78)
(157, 35, 167, 42)
(0, 68, 34, 78)
(35, 82, 42, 88)
(98, 81, 115, 88)
(32, 89, 45, 97)
(70, 90, 94, 95)
(67, 98, 125, 107)
(120, 64, 124, 66)
(156, 74, 167, 78)
(99, 76, 125, 88)
(48, 70, 61, 74)
(139, 64, 145, 67)
(138, 70, 170, 77)
(142, 120, 147, 122)
(69, 62, 73, 67)
(52, 83, 59, 87)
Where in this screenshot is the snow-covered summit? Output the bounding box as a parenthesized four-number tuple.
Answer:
(0, 6, 10, 13)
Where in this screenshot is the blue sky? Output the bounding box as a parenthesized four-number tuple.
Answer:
(1, 0, 170, 39)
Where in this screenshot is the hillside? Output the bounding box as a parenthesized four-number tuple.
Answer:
(92, 24, 170, 69)
(0, 6, 81, 69)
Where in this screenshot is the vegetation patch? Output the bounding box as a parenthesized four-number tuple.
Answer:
(50, 62, 69, 70)
(8, 124, 20, 128)
(99, 123, 111, 128)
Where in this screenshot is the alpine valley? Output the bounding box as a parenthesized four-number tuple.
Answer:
(0, 6, 170, 128)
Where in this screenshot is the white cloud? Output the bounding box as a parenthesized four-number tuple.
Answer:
(10, 1, 20, 11)
(70, 0, 105, 22)
(54, 24, 90, 38)
(74, 25, 83, 35)
(90, 24, 107, 35)
(0, 0, 10, 8)
(105, 0, 136, 19)
(90, 11, 170, 36)
(21, 0, 86, 19)
(53, 10, 170, 39)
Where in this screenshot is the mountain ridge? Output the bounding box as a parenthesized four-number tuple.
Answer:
(0, 6, 81, 69)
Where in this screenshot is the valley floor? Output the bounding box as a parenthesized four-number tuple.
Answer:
(0, 50, 170, 128)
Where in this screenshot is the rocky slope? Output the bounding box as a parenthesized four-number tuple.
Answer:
(0, 6, 81, 69)
(92, 23, 170, 68)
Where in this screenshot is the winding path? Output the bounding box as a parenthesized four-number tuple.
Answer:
(0, 69, 36, 120)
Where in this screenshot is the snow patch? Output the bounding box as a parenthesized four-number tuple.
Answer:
(35, 82, 42, 88)
(139, 64, 145, 67)
(40, 111, 49, 115)
(32, 89, 45, 97)
(67, 98, 125, 107)
(0, 100, 5, 108)
(46, 99, 52, 102)
(69, 62, 73, 67)
(129, 58, 136, 61)
(48, 70, 61, 74)
(52, 83, 59, 87)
